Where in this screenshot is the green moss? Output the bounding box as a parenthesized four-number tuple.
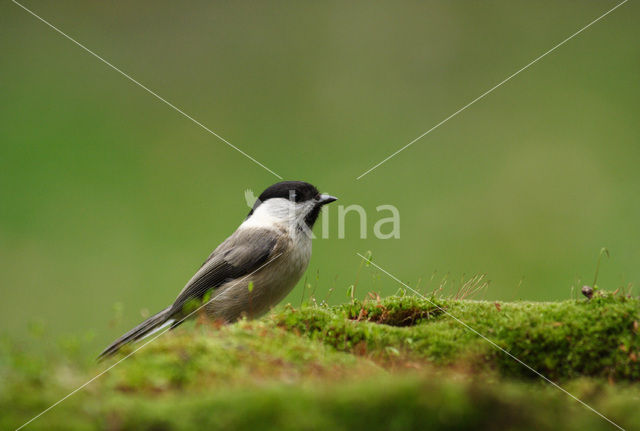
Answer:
(272, 293, 640, 380)
(2, 292, 639, 430)
(103, 320, 379, 393)
(5, 367, 640, 431)
(91, 375, 640, 431)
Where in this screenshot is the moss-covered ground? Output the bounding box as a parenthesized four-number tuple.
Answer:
(2, 292, 639, 430)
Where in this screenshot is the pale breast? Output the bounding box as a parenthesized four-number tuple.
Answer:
(204, 229, 311, 322)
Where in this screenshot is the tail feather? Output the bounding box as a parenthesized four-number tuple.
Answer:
(98, 306, 174, 360)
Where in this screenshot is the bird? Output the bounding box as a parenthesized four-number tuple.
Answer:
(98, 181, 337, 359)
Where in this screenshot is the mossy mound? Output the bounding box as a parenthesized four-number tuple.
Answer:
(103, 320, 380, 393)
(2, 293, 639, 430)
(273, 293, 640, 381)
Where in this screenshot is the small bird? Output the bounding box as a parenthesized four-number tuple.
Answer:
(99, 181, 336, 359)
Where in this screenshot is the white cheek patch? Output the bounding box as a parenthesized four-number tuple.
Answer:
(242, 198, 310, 230)
(264, 198, 298, 219)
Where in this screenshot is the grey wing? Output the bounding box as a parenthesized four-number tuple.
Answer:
(168, 228, 279, 317)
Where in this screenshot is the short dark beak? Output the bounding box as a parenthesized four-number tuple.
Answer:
(318, 194, 337, 205)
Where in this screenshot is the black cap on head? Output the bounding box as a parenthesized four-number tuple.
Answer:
(257, 181, 319, 204)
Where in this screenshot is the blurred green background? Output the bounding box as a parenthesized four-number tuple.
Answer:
(1, 0, 638, 352)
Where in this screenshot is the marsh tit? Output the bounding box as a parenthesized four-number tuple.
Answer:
(99, 181, 336, 358)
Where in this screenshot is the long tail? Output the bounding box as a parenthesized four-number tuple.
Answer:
(98, 306, 174, 360)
